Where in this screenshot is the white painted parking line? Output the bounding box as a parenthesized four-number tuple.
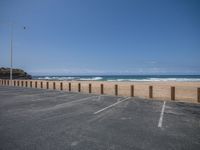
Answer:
(30, 95, 97, 103)
(34, 96, 99, 111)
(97, 95, 101, 101)
(54, 93, 80, 99)
(49, 95, 98, 103)
(94, 97, 131, 114)
(70, 95, 98, 103)
(158, 101, 166, 128)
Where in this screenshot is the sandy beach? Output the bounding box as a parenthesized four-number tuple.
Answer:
(1, 79, 200, 103)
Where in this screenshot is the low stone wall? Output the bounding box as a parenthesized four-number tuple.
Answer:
(0, 79, 200, 103)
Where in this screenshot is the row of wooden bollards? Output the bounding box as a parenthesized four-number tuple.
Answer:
(0, 80, 200, 102)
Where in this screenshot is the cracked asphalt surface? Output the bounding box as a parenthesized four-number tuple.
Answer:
(0, 86, 200, 150)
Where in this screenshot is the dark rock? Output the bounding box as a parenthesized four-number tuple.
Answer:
(0, 67, 32, 79)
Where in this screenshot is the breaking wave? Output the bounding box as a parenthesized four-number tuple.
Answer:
(37, 76, 103, 81)
(107, 78, 200, 82)
(35, 76, 200, 82)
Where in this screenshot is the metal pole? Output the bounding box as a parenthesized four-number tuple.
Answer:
(10, 23, 13, 86)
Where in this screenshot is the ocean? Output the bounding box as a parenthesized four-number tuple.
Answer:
(33, 75, 200, 82)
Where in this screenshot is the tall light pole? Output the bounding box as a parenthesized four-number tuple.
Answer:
(7, 23, 26, 86)
(0, 22, 26, 85)
(10, 23, 13, 85)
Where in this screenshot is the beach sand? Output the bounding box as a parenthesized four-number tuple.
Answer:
(2, 80, 199, 104)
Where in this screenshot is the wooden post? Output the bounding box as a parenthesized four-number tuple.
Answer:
(89, 83, 92, 93)
(149, 86, 153, 98)
(18, 81, 20, 86)
(7, 80, 9, 86)
(101, 84, 104, 95)
(46, 82, 49, 89)
(130, 85, 134, 97)
(60, 82, 63, 90)
(69, 83, 71, 91)
(25, 81, 28, 87)
(197, 88, 200, 103)
(53, 82, 56, 90)
(115, 84, 118, 96)
(14, 80, 16, 86)
(30, 81, 32, 88)
(171, 86, 175, 101)
(35, 81, 37, 88)
(21, 81, 24, 87)
(78, 83, 81, 92)
(40, 82, 43, 89)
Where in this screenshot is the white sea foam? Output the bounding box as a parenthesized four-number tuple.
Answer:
(79, 77, 103, 81)
(38, 76, 76, 80)
(107, 78, 200, 82)
(148, 78, 200, 82)
(37, 76, 103, 81)
(37, 76, 200, 82)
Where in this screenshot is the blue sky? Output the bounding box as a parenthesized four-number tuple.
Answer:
(0, 0, 200, 75)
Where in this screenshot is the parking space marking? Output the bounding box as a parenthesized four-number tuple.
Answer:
(69, 95, 98, 103)
(94, 97, 131, 114)
(97, 95, 101, 101)
(158, 101, 166, 128)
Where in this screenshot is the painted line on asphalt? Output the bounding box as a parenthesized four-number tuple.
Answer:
(94, 97, 131, 114)
(32, 95, 98, 103)
(34, 95, 99, 111)
(96, 95, 101, 101)
(0, 89, 43, 93)
(28, 93, 76, 98)
(70, 95, 98, 103)
(54, 93, 80, 99)
(158, 101, 166, 128)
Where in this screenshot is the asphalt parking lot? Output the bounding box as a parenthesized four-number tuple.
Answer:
(0, 86, 200, 150)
